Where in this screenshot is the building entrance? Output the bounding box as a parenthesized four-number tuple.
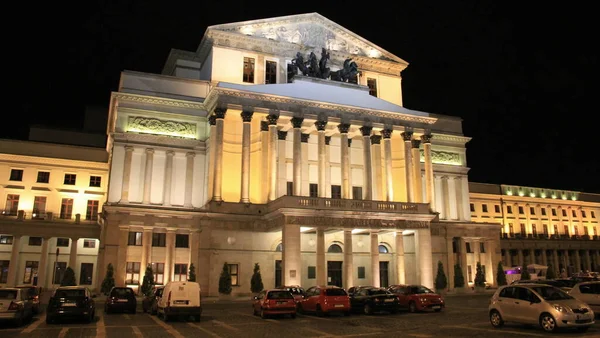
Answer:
(379, 261, 389, 287)
(328, 261, 343, 287)
(275, 260, 282, 287)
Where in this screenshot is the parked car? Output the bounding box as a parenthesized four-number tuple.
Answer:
(347, 286, 369, 297)
(157, 281, 201, 322)
(105, 287, 136, 314)
(14, 285, 41, 314)
(349, 286, 400, 315)
(46, 286, 96, 324)
(276, 285, 305, 304)
(253, 289, 296, 319)
(388, 284, 444, 312)
(0, 288, 34, 326)
(296, 286, 350, 316)
(568, 281, 600, 314)
(143, 286, 164, 315)
(489, 284, 595, 333)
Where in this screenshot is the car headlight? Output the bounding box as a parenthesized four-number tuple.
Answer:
(420, 298, 427, 303)
(553, 304, 571, 313)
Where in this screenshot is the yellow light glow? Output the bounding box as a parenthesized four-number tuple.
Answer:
(126, 128, 196, 139)
(352, 229, 366, 234)
(368, 49, 380, 58)
(562, 195, 567, 200)
(518, 191, 525, 197)
(240, 26, 254, 36)
(552, 195, 557, 199)
(540, 193, 546, 198)
(529, 193, 536, 198)
(506, 191, 513, 196)
(571, 196, 577, 201)
(300, 227, 313, 232)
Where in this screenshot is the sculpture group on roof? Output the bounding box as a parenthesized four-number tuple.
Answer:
(287, 48, 358, 84)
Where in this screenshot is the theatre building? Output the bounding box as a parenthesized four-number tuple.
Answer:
(96, 12, 501, 296)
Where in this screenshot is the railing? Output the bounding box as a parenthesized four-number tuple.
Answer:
(267, 196, 431, 214)
(0, 210, 98, 224)
(500, 232, 598, 241)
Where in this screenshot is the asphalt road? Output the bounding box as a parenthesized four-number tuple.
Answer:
(1, 294, 598, 337)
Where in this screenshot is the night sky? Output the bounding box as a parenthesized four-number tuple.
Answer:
(10, 2, 598, 193)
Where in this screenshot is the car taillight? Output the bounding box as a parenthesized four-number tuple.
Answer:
(8, 301, 23, 311)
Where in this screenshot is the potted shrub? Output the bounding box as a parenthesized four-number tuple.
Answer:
(250, 263, 264, 296)
(453, 264, 465, 293)
(496, 262, 507, 286)
(218, 262, 233, 299)
(474, 262, 486, 292)
(434, 261, 447, 295)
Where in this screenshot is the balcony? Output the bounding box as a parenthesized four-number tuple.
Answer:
(266, 196, 431, 214)
(0, 209, 99, 225)
(500, 231, 598, 241)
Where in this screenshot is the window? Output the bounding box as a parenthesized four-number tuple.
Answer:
(174, 264, 187, 282)
(286, 182, 293, 196)
(152, 263, 165, 284)
(378, 245, 388, 253)
(352, 186, 363, 200)
(128, 232, 142, 246)
(582, 211, 587, 218)
(543, 224, 549, 235)
(518, 206, 524, 214)
(175, 234, 189, 248)
(331, 185, 341, 199)
(4, 194, 20, 215)
(584, 226, 589, 235)
(564, 225, 569, 236)
(126, 262, 141, 284)
(86, 200, 99, 221)
(367, 78, 377, 97)
(466, 243, 472, 253)
(358, 266, 366, 279)
(552, 209, 557, 216)
(228, 264, 239, 286)
(309, 184, 318, 197)
(64, 174, 77, 185)
(509, 224, 514, 236)
(572, 210, 577, 218)
(60, 198, 73, 219)
(532, 225, 537, 236)
(541, 208, 547, 216)
(494, 205, 501, 213)
(553, 224, 558, 235)
(530, 207, 535, 215)
(53, 262, 67, 284)
(37, 171, 50, 183)
(265, 60, 277, 84)
(482, 204, 488, 213)
(520, 224, 526, 236)
(467, 265, 473, 283)
(28, 237, 42, 246)
(574, 226, 579, 236)
(89, 176, 101, 187)
(152, 233, 166, 247)
(328, 244, 343, 253)
(480, 242, 485, 253)
(307, 266, 316, 279)
(83, 239, 96, 248)
(562, 209, 567, 217)
(23, 261, 38, 284)
(452, 239, 457, 253)
(507, 206, 513, 214)
(592, 211, 596, 218)
(275, 243, 282, 252)
(0, 236, 14, 244)
(33, 196, 47, 217)
(470, 203, 475, 212)
(243, 57, 255, 83)
(56, 238, 69, 247)
(0, 261, 9, 283)
(9, 169, 23, 181)
(80, 263, 94, 285)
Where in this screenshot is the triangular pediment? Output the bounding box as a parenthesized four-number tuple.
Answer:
(203, 13, 407, 64)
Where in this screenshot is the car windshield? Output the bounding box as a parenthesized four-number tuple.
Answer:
(282, 287, 304, 295)
(410, 286, 435, 294)
(267, 291, 293, 299)
(0, 290, 18, 299)
(56, 289, 86, 298)
(530, 286, 573, 300)
(368, 288, 390, 296)
(324, 288, 347, 296)
(111, 288, 134, 297)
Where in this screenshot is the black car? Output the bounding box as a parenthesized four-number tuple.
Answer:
(142, 286, 164, 315)
(349, 287, 400, 315)
(105, 287, 137, 314)
(46, 287, 96, 323)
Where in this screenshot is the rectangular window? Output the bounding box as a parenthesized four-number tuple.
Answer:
(520, 223, 526, 236)
(543, 224, 549, 235)
(331, 185, 341, 199)
(367, 78, 377, 97)
(482, 204, 488, 213)
(467, 265, 473, 283)
(480, 242, 485, 253)
(518, 206, 524, 214)
(4, 194, 20, 215)
(80, 263, 94, 285)
(86, 200, 99, 221)
(265, 60, 277, 84)
(28, 237, 42, 246)
(470, 203, 475, 212)
(358, 266, 366, 279)
(56, 238, 69, 247)
(553, 224, 558, 234)
(532, 225, 537, 236)
(0, 236, 14, 244)
(466, 243, 472, 253)
(592, 211, 596, 218)
(23, 261, 39, 284)
(307, 266, 316, 279)
(507, 206, 512, 214)
(175, 234, 189, 248)
(228, 264, 239, 286)
(452, 239, 457, 253)
(37, 171, 50, 183)
(509, 224, 514, 236)
(286, 182, 293, 196)
(552, 209, 557, 216)
(243, 57, 255, 83)
(564, 225, 569, 236)
(584, 226, 589, 235)
(309, 183, 318, 197)
(152, 233, 166, 247)
(83, 239, 96, 248)
(10, 169, 24, 181)
(530, 207, 535, 215)
(33, 196, 47, 217)
(541, 208, 547, 216)
(0, 261, 9, 283)
(126, 262, 141, 285)
(494, 205, 501, 213)
(128, 232, 142, 246)
(562, 209, 567, 217)
(152, 263, 165, 285)
(572, 210, 577, 217)
(173, 264, 188, 282)
(89, 176, 101, 187)
(582, 211, 587, 218)
(574, 226, 579, 236)
(352, 186, 363, 200)
(53, 262, 67, 284)
(60, 198, 74, 219)
(64, 174, 77, 185)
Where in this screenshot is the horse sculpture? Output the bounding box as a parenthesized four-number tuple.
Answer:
(288, 50, 358, 83)
(330, 58, 359, 83)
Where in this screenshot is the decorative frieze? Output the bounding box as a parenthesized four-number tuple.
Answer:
(419, 149, 461, 166)
(127, 116, 197, 138)
(280, 215, 430, 230)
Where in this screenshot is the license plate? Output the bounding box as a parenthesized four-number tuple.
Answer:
(432, 306, 441, 309)
(174, 300, 188, 304)
(334, 304, 344, 308)
(384, 299, 394, 302)
(277, 301, 287, 304)
(117, 299, 128, 303)
(63, 303, 76, 307)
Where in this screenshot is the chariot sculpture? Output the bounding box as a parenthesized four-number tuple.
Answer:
(287, 48, 358, 84)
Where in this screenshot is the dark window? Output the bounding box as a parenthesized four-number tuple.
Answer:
(327, 244, 343, 253)
(60, 198, 73, 219)
(152, 233, 166, 247)
(152, 263, 165, 284)
(358, 266, 366, 279)
(175, 234, 189, 248)
(265, 60, 277, 84)
(582, 211, 587, 218)
(331, 185, 341, 199)
(309, 183, 318, 197)
(23, 261, 39, 284)
(128, 232, 142, 246)
(28, 237, 42, 246)
(64, 174, 76, 185)
(466, 243, 472, 253)
(352, 186, 362, 200)
(0, 261, 9, 283)
(543, 224, 549, 235)
(532, 224, 537, 236)
(174, 264, 187, 282)
(286, 182, 293, 196)
(470, 203, 475, 212)
(37, 171, 50, 183)
(452, 239, 457, 253)
(10, 169, 24, 181)
(83, 239, 96, 248)
(592, 211, 596, 218)
(562, 209, 567, 217)
(243, 57, 255, 83)
(518, 206, 524, 214)
(572, 210, 577, 218)
(307, 266, 316, 279)
(80, 263, 93, 285)
(126, 262, 141, 284)
(56, 238, 69, 247)
(228, 264, 239, 286)
(564, 225, 569, 236)
(86, 200, 99, 221)
(89, 176, 101, 187)
(530, 207, 535, 215)
(541, 208, 547, 216)
(267, 291, 293, 299)
(507, 206, 512, 214)
(520, 223, 526, 236)
(480, 242, 485, 253)
(367, 78, 377, 97)
(324, 288, 347, 296)
(482, 204, 488, 213)
(494, 205, 501, 213)
(4, 194, 20, 215)
(33, 196, 47, 217)
(0, 236, 14, 244)
(53, 262, 67, 284)
(552, 209, 557, 216)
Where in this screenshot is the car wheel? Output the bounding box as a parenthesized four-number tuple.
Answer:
(363, 304, 373, 315)
(46, 316, 54, 324)
(296, 303, 303, 314)
(344, 311, 351, 316)
(260, 308, 267, 319)
(194, 315, 201, 322)
(316, 305, 324, 317)
(539, 313, 557, 333)
(15, 316, 23, 327)
(489, 310, 504, 328)
(408, 301, 417, 313)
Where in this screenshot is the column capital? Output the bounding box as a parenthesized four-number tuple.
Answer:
(119, 225, 130, 231)
(166, 150, 175, 157)
(125, 146, 134, 152)
(208, 115, 217, 126)
(401, 131, 413, 141)
(278, 130, 288, 140)
(186, 152, 196, 158)
(267, 114, 279, 125)
(359, 125, 373, 136)
(370, 135, 381, 145)
(337, 123, 350, 134)
(145, 148, 155, 154)
(301, 133, 310, 143)
(411, 139, 421, 149)
(325, 136, 331, 145)
(291, 116, 304, 128)
(166, 227, 178, 233)
(213, 107, 227, 119)
(143, 226, 154, 232)
(381, 129, 393, 139)
(241, 110, 254, 122)
(315, 120, 327, 131)
(260, 121, 269, 132)
(421, 133, 433, 144)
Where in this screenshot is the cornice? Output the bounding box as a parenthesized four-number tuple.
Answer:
(0, 154, 108, 171)
(161, 49, 200, 75)
(431, 134, 472, 144)
(113, 92, 205, 110)
(112, 133, 206, 150)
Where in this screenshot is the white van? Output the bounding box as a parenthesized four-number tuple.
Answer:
(157, 281, 201, 322)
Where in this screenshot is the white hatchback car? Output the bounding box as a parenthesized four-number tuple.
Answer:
(568, 281, 600, 314)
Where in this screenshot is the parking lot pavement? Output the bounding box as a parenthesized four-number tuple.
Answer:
(2, 294, 599, 337)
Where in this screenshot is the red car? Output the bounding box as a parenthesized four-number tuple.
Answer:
(388, 284, 444, 312)
(297, 286, 350, 316)
(276, 285, 305, 304)
(252, 289, 296, 319)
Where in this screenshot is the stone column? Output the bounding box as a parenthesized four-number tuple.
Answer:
(165, 229, 176, 284)
(260, 121, 269, 202)
(454, 176, 464, 220)
(401, 130, 414, 202)
(459, 238, 468, 286)
(575, 250, 582, 272)
(282, 223, 301, 285)
(370, 232, 380, 287)
(553, 250, 560, 273)
(395, 232, 405, 284)
(325, 136, 332, 197)
(371, 134, 383, 201)
(486, 240, 495, 286)
(240, 111, 253, 203)
(584, 250, 591, 271)
(473, 239, 481, 265)
(277, 131, 288, 197)
(268, 114, 279, 201)
(344, 230, 353, 289)
(316, 228, 326, 286)
(411, 139, 423, 203)
(301, 133, 310, 196)
(447, 237, 455, 290)
(142, 148, 154, 204)
(163, 151, 174, 206)
(542, 249, 548, 267)
(564, 250, 570, 273)
(184, 152, 195, 207)
(37, 237, 50, 288)
(416, 229, 434, 289)
(212, 108, 227, 201)
(120, 146, 134, 202)
(316, 120, 327, 198)
(207, 115, 216, 200)
(381, 129, 394, 201)
(141, 227, 153, 274)
(517, 249, 524, 268)
(69, 237, 79, 269)
(117, 226, 129, 286)
(360, 126, 373, 200)
(6, 235, 21, 285)
(435, 175, 445, 218)
(421, 134, 435, 209)
(189, 230, 200, 278)
(338, 123, 351, 199)
(442, 176, 451, 219)
(291, 117, 303, 196)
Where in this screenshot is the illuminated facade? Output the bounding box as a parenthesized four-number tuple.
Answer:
(100, 13, 500, 296)
(469, 183, 600, 275)
(0, 139, 108, 289)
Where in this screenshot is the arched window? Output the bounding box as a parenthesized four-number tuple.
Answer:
(378, 245, 389, 253)
(327, 244, 343, 253)
(275, 243, 282, 252)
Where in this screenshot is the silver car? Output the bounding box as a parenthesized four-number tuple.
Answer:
(489, 284, 595, 333)
(568, 281, 600, 314)
(0, 288, 34, 326)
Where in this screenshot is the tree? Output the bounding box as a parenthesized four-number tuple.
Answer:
(521, 267, 531, 280)
(61, 267, 77, 286)
(250, 263, 264, 293)
(188, 263, 196, 282)
(474, 262, 486, 287)
(496, 262, 507, 286)
(545, 264, 556, 279)
(141, 265, 155, 296)
(218, 263, 232, 295)
(101, 263, 116, 295)
(454, 264, 465, 288)
(434, 261, 447, 291)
